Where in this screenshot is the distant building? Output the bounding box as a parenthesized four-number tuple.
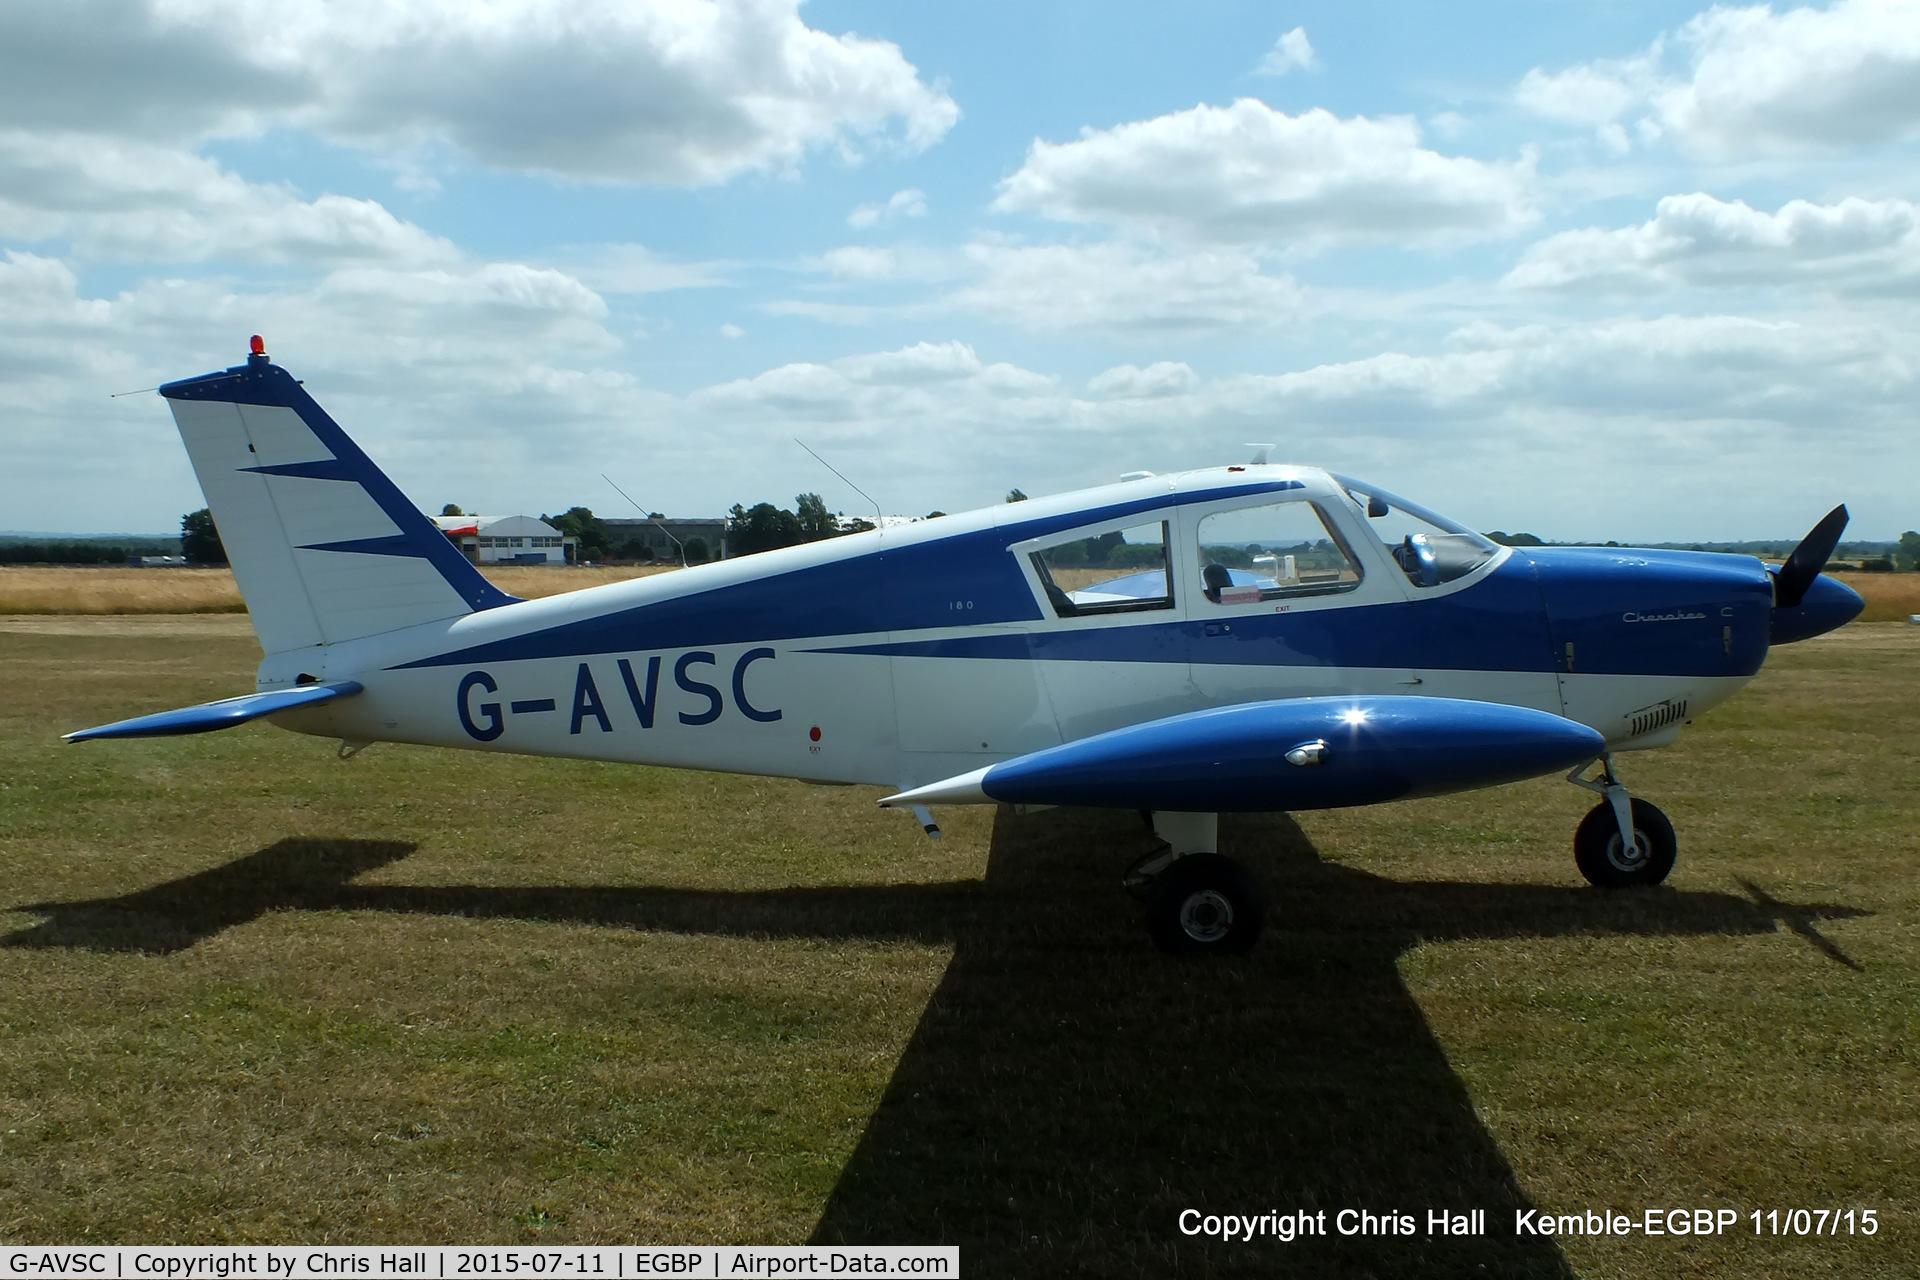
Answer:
(433, 514, 578, 565)
(602, 516, 728, 562)
(127, 555, 189, 567)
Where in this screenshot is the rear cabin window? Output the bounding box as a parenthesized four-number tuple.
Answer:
(1031, 521, 1173, 617)
(1195, 501, 1362, 604)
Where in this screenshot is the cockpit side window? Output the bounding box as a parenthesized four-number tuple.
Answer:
(1332, 474, 1499, 588)
(1030, 520, 1173, 617)
(1195, 501, 1362, 604)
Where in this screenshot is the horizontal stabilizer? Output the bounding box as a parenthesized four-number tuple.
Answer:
(65, 682, 363, 742)
(883, 695, 1604, 814)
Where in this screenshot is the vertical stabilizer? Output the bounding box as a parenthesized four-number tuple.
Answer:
(161, 342, 517, 655)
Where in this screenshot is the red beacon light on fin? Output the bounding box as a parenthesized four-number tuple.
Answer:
(249, 334, 265, 355)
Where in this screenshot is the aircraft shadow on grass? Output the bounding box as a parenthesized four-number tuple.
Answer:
(5, 809, 1868, 1278)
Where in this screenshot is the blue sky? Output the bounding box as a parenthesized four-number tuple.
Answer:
(3, 0, 1917, 540)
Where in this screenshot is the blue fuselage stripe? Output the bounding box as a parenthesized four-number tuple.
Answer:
(391, 481, 1301, 671)
(384, 538, 1775, 681)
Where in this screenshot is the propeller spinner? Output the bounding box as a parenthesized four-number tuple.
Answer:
(1769, 504, 1864, 645)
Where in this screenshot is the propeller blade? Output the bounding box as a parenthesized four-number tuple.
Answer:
(1773, 504, 1849, 609)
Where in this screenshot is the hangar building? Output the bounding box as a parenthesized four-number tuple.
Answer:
(433, 514, 578, 565)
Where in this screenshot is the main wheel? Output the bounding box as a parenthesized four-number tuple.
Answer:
(1147, 854, 1265, 955)
(1574, 798, 1676, 888)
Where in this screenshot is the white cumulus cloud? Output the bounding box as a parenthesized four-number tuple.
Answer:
(1661, 0, 1920, 154)
(1515, 51, 1662, 153)
(848, 188, 929, 228)
(0, 249, 658, 532)
(1088, 362, 1199, 399)
(954, 241, 1305, 334)
(0, 131, 456, 265)
(814, 246, 901, 281)
(0, 0, 960, 186)
(1518, 0, 1920, 158)
(992, 99, 1533, 249)
(1506, 193, 1920, 292)
(1256, 28, 1316, 77)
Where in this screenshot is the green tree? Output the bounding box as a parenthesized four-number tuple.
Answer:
(795, 492, 834, 538)
(1006, 489, 1028, 503)
(1899, 530, 1920, 570)
(440, 504, 464, 517)
(682, 536, 710, 564)
(726, 502, 804, 556)
(545, 507, 610, 560)
(181, 508, 226, 564)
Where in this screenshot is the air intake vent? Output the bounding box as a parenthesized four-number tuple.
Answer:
(1626, 698, 1688, 738)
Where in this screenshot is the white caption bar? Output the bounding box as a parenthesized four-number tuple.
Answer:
(1, 1247, 958, 1279)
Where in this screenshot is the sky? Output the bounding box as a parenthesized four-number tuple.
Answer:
(2, 0, 1918, 541)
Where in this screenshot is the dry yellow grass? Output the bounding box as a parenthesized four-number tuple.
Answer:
(1830, 571, 1920, 622)
(0, 564, 681, 614)
(482, 564, 679, 599)
(0, 567, 246, 614)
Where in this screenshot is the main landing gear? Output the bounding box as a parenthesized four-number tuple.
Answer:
(1127, 812, 1266, 956)
(1568, 756, 1676, 888)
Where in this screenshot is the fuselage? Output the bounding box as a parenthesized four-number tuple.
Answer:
(269, 465, 1800, 792)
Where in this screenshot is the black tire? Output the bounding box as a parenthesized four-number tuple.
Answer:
(1574, 798, 1676, 888)
(1147, 854, 1265, 955)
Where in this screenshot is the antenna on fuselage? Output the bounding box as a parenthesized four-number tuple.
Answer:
(602, 472, 686, 567)
(794, 438, 884, 525)
(1246, 442, 1276, 465)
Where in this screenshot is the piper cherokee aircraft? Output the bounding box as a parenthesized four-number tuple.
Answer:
(69, 339, 1865, 955)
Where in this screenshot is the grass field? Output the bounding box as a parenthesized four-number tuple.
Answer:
(0, 615, 1915, 1276)
(0, 565, 677, 614)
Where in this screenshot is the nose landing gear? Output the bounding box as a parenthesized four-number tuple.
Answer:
(1568, 757, 1676, 887)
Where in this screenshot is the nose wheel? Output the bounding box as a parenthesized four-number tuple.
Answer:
(1568, 757, 1676, 888)
(1573, 796, 1676, 887)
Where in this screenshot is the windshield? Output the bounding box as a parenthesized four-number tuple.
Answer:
(1331, 474, 1499, 587)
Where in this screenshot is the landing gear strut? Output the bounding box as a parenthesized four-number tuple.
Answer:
(1568, 756, 1676, 888)
(1131, 812, 1266, 955)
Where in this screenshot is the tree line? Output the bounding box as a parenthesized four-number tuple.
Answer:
(0, 509, 224, 565)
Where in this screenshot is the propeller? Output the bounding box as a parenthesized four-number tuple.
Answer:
(1772, 504, 1849, 609)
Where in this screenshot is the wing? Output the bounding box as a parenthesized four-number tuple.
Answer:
(882, 695, 1604, 814)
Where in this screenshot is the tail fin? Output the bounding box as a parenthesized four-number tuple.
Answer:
(161, 341, 516, 655)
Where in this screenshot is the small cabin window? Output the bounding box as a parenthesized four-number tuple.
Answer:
(1196, 501, 1362, 604)
(1332, 474, 1498, 588)
(1031, 520, 1173, 617)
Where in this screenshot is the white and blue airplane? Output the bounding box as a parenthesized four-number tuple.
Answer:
(69, 339, 1865, 954)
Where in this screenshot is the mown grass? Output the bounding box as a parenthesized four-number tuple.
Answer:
(0, 616, 1914, 1277)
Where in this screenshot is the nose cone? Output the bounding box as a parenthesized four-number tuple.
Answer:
(1771, 571, 1864, 645)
